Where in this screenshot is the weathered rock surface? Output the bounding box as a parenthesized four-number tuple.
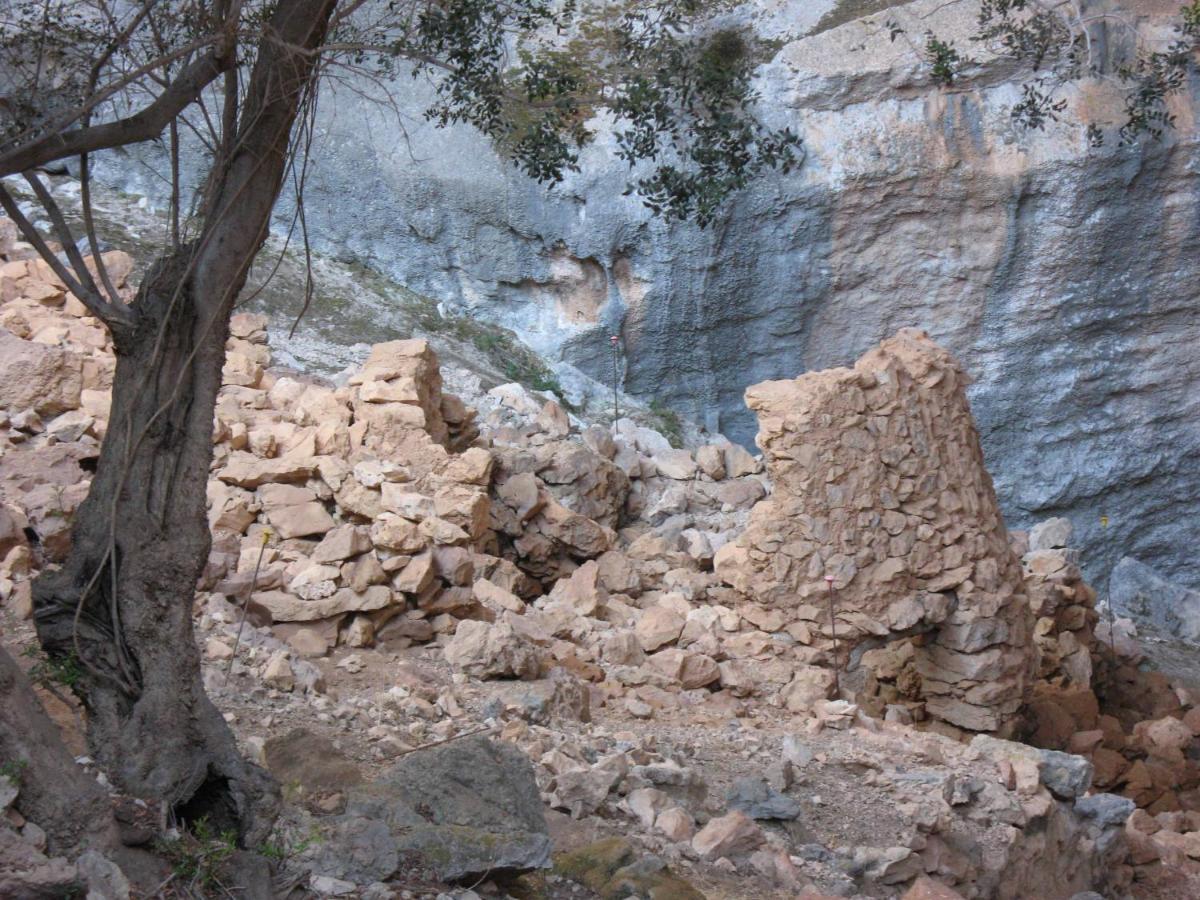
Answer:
(1109, 556, 1200, 641)
(343, 736, 552, 881)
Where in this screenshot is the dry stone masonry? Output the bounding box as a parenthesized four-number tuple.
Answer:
(716, 329, 1035, 736)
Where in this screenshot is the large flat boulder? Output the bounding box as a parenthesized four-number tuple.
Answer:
(342, 736, 551, 881)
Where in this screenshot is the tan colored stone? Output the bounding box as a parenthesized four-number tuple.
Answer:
(645, 648, 720, 690)
(655, 807, 695, 842)
(370, 515, 426, 553)
(546, 560, 607, 616)
(393, 553, 436, 595)
(695, 445, 726, 480)
(380, 485, 435, 519)
(433, 485, 490, 539)
(252, 586, 392, 622)
(262, 651, 295, 690)
(440, 447, 494, 486)
(265, 501, 335, 539)
(636, 605, 685, 652)
(0, 328, 82, 415)
(217, 452, 316, 488)
(474, 578, 526, 615)
(311, 525, 372, 563)
(419, 516, 470, 545)
(205, 638, 234, 660)
(495, 472, 544, 523)
(652, 448, 697, 480)
(537, 400, 570, 437)
(443, 617, 544, 680)
(782, 666, 836, 713)
(1133, 716, 1194, 755)
(723, 443, 760, 478)
(902, 877, 966, 900)
(692, 810, 764, 859)
(342, 554, 386, 594)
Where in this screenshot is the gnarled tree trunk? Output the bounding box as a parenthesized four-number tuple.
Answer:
(30, 0, 338, 844)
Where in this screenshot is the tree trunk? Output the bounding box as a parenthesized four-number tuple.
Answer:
(30, 0, 338, 845)
(32, 247, 281, 842)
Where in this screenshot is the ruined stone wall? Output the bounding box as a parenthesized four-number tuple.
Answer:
(715, 329, 1035, 735)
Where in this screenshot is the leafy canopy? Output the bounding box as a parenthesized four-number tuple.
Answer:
(901, 0, 1200, 145)
(0, 0, 801, 227)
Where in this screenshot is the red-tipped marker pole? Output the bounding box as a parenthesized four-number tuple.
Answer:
(610, 335, 620, 427)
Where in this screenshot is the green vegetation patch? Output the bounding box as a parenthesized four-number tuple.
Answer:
(648, 399, 685, 449)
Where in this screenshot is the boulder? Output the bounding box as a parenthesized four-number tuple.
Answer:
(0, 327, 82, 415)
(725, 776, 802, 821)
(653, 449, 697, 480)
(312, 525, 372, 563)
(1110, 556, 1200, 641)
(691, 810, 765, 859)
(636, 605, 685, 652)
(252, 586, 392, 622)
(346, 736, 551, 881)
(443, 618, 544, 680)
(1029, 517, 1073, 551)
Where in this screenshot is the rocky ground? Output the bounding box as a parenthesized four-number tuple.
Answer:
(4, 222, 1200, 900)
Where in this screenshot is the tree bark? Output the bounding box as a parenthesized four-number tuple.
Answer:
(30, 0, 338, 846)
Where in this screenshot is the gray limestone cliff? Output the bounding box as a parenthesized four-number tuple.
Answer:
(91, 0, 1200, 588)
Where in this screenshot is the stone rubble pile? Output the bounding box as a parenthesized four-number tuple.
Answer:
(198, 318, 779, 684)
(5, 225, 1200, 897)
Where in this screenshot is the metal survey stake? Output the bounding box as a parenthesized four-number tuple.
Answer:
(825, 574, 841, 696)
(610, 334, 621, 427)
(227, 528, 272, 677)
(1101, 514, 1116, 658)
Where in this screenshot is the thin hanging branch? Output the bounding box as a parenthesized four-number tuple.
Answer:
(22, 171, 109, 308)
(0, 183, 134, 332)
(78, 154, 123, 305)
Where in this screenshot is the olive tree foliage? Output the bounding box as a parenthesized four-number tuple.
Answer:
(0, 0, 799, 846)
(0, 0, 800, 231)
(903, 0, 1200, 145)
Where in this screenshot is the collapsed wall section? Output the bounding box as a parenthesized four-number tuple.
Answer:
(715, 328, 1035, 735)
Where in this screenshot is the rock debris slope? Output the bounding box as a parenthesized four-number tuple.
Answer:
(4, 223, 1200, 898)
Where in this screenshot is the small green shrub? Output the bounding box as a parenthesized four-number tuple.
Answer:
(21, 645, 83, 691)
(648, 399, 684, 449)
(155, 817, 238, 891)
(1, 758, 28, 784)
(925, 33, 963, 86)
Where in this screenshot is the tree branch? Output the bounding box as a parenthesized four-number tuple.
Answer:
(0, 183, 135, 333)
(0, 47, 231, 177)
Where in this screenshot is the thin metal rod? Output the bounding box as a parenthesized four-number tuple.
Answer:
(825, 574, 841, 696)
(610, 334, 620, 427)
(227, 529, 271, 677)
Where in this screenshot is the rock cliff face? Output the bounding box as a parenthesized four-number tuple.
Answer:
(92, 0, 1200, 587)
